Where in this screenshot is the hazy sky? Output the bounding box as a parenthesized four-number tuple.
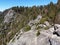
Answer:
(0, 0, 58, 11)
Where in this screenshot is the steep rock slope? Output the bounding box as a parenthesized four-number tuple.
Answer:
(0, 9, 39, 45)
(7, 14, 60, 45)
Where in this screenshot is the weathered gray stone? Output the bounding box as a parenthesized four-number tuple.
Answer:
(44, 21, 50, 27)
(4, 9, 15, 23)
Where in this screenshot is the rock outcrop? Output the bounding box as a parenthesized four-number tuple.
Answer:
(4, 9, 15, 23)
(7, 15, 60, 45)
(8, 26, 60, 45)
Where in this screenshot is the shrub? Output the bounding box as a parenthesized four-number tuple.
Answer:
(33, 15, 37, 20)
(44, 26, 49, 30)
(40, 18, 46, 24)
(24, 25, 31, 32)
(40, 17, 48, 24)
(36, 31, 40, 36)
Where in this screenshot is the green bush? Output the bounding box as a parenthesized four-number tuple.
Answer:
(40, 18, 46, 24)
(24, 25, 31, 32)
(44, 26, 49, 30)
(36, 31, 40, 36)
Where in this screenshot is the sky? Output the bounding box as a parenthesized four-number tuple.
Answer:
(0, 0, 58, 11)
